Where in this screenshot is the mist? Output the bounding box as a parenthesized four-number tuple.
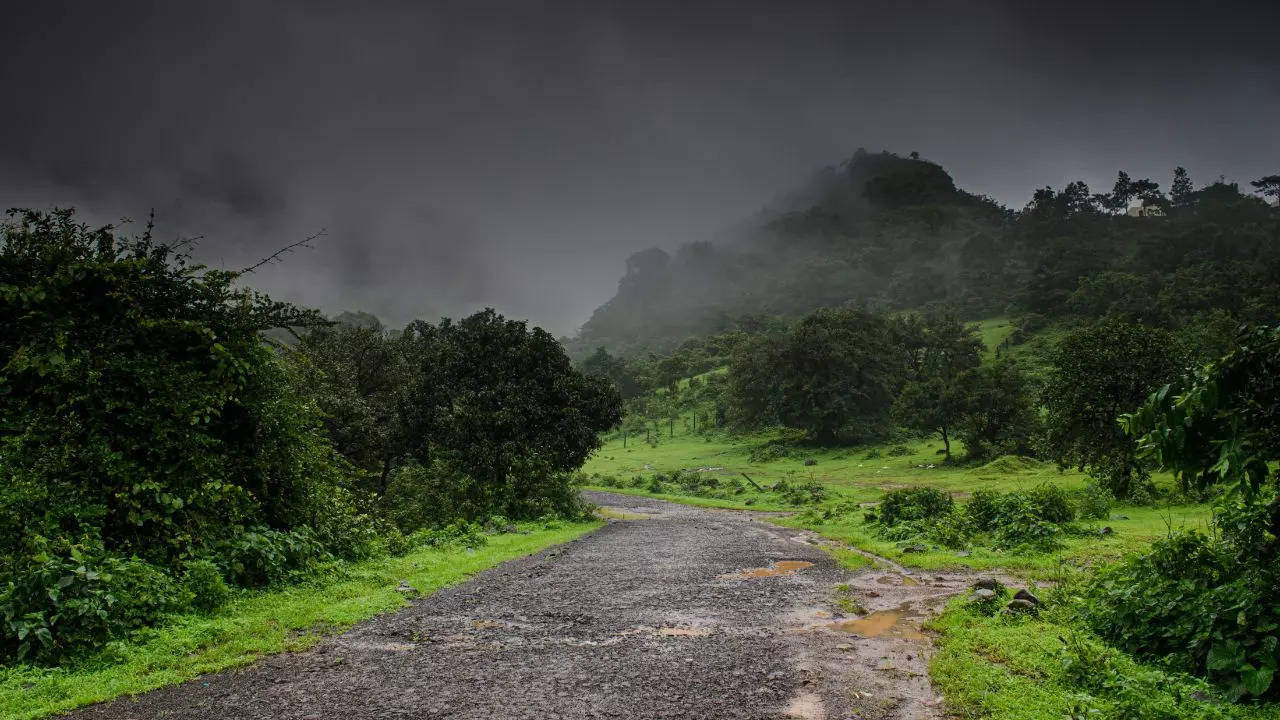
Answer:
(1, 0, 1276, 335)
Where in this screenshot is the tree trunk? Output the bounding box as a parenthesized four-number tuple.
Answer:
(940, 426, 951, 462)
(378, 457, 393, 497)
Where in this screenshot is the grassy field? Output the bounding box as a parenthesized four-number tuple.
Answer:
(581, 327, 1240, 717)
(583, 430, 1212, 575)
(3, 521, 600, 720)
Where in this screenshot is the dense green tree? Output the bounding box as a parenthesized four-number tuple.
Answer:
(954, 359, 1038, 460)
(1170, 166, 1194, 208)
(727, 309, 902, 444)
(402, 310, 622, 518)
(0, 209, 348, 565)
(293, 324, 416, 496)
(890, 315, 983, 460)
(1041, 319, 1183, 498)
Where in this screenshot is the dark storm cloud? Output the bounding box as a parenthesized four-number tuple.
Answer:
(1, 0, 1277, 333)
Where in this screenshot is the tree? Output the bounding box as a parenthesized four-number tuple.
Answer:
(0, 208, 347, 564)
(890, 314, 983, 460)
(728, 309, 903, 444)
(401, 309, 621, 518)
(1171, 166, 1194, 208)
(954, 359, 1038, 460)
(1041, 319, 1182, 498)
(1122, 323, 1278, 504)
(294, 324, 416, 496)
(1251, 174, 1280, 205)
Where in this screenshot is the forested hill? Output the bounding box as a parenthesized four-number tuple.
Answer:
(569, 149, 1280, 356)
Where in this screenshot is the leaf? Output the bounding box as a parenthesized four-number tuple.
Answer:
(1240, 664, 1274, 697)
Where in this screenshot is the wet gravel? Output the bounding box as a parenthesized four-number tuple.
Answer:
(66, 492, 975, 720)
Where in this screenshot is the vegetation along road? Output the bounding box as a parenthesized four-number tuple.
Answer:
(66, 491, 991, 720)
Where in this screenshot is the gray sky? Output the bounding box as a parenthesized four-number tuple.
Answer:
(2, 0, 1277, 335)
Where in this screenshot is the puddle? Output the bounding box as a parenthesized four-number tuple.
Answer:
(829, 603, 927, 641)
(737, 560, 814, 578)
(875, 573, 920, 587)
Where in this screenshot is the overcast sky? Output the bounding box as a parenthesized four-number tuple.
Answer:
(2, 0, 1277, 335)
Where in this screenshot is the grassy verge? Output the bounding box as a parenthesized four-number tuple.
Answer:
(929, 595, 1280, 719)
(2, 521, 600, 720)
(775, 500, 1212, 576)
(582, 483, 800, 511)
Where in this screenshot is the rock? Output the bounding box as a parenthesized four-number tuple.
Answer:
(901, 543, 927, 553)
(972, 588, 996, 600)
(1013, 589, 1040, 605)
(1099, 526, 1114, 536)
(803, 457, 816, 466)
(972, 577, 998, 590)
(954, 550, 971, 557)
(395, 580, 417, 595)
(1006, 598, 1038, 614)
(1110, 514, 1129, 520)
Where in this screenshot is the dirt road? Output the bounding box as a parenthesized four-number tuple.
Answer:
(69, 492, 978, 719)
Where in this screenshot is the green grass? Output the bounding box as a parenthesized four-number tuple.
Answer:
(929, 596, 1280, 719)
(777, 499, 1213, 577)
(2, 522, 600, 720)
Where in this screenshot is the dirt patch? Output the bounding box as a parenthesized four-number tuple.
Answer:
(734, 559, 815, 579)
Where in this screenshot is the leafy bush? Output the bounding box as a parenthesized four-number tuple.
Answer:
(216, 528, 330, 589)
(0, 209, 352, 569)
(779, 480, 828, 506)
(0, 536, 187, 662)
(873, 487, 954, 527)
(408, 520, 488, 549)
(182, 559, 231, 613)
(886, 445, 913, 457)
(1027, 482, 1076, 524)
(646, 475, 665, 493)
(1074, 483, 1114, 520)
(748, 444, 798, 462)
(1082, 515, 1280, 700)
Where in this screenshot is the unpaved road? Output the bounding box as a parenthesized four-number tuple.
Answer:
(68, 492, 982, 720)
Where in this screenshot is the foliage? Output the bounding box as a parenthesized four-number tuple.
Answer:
(0, 536, 188, 662)
(1073, 483, 1113, 521)
(872, 487, 954, 527)
(399, 310, 622, 521)
(954, 359, 1039, 460)
(181, 560, 230, 613)
(1123, 323, 1279, 502)
(215, 527, 330, 589)
(1081, 513, 1280, 700)
(1042, 319, 1182, 498)
(892, 316, 1034, 462)
(727, 308, 903, 444)
(293, 321, 417, 496)
(0, 208, 349, 568)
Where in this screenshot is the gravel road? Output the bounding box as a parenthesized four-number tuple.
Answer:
(68, 492, 979, 720)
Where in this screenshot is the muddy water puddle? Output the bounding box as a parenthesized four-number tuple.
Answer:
(875, 573, 920, 587)
(829, 603, 927, 642)
(731, 560, 814, 579)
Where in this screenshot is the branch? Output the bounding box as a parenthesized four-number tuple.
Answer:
(238, 229, 326, 274)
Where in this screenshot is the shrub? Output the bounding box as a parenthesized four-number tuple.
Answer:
(1074, 483, 1113, 520)
(1080, 502, 1280, 701)
(183, 559, 231, 613)
(646, 475, 664, 493)
(874, 487, 953, 526)
(779, 480, 828, 506)
(407, 520, 488, 550)
(886, 445, 913, 457)
(1027, 482, 1076, 524)
(217, 527, 330, 589)
(0, 536, 187, 663)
